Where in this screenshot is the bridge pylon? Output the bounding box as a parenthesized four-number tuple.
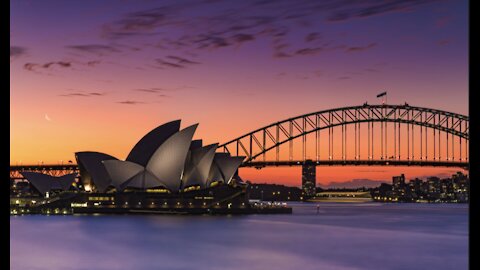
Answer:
(301, 160, 316, 200)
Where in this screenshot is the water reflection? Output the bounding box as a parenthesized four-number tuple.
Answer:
(11, 203, 468, 270)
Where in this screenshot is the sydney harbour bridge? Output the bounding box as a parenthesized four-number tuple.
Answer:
(10, 104, 469, 186)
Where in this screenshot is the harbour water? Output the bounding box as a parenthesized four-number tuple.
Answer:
(10, 202, 468, 270)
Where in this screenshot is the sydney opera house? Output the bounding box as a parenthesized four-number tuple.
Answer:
(12, 120, 284, 215)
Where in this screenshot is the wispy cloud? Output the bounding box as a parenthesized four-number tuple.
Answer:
(97, 0, 437, 61)
(156, 59, 184, 68)
(102, 6, 177, 39)
(66, 44, 121, 55)
(326, 0, 439, 22)
(86, 60, 101, 67)
(155, 55, 201, 69)
(305, 32, 321, 42)
(345, 43, 377, 52)
(23, 60, 103, 74)
(133, 88, 165, 93)
(116, 100, 146, 105)
(133, 85, 193, 93)
(24, 61, 72, 72)
(166, 55, 200, 65)
(59, 91, 106, 97)
(231, 33, 255, 43)
(295, 47, 324, 56)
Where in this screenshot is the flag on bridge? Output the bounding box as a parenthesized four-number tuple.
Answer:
(376, 91, 387, 98)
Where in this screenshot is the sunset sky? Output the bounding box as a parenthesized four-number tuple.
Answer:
(10, 0, 468, 186)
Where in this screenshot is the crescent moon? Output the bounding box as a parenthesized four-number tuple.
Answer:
(45, 114, 52, 122)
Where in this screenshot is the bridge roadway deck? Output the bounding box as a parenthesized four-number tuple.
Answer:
(240, 160, 468, 168)
(9, 159, 468, 174)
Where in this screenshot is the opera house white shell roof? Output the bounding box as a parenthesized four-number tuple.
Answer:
(20, 172, 77, 195)
(74, 120, 245, 193)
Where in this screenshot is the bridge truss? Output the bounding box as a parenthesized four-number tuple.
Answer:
(10, 164, 79, 180)
(219, 104, 468, 168)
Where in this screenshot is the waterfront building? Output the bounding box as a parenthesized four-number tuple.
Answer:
(247, 183, 302, 201)
(12, 120, 285, 215)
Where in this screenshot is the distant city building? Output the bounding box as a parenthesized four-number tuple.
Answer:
(301, 161, 316, 199)
(373, 172, 469, 203)
(408, 178, 423, 200)
(392, 174, 406, 199)
(371, 183, 393, 201)
(427, 176, 441, 200)
(452, 171, 469, 202)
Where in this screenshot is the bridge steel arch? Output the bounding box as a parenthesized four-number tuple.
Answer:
(219, 104, 469, 168)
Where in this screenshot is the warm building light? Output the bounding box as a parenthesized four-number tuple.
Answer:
(84, 184, 92, 192)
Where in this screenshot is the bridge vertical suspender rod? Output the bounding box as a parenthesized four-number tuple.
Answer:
(385, 108, 388, 160)
(433, 114, 436, 160)
(289, 121, 293, 161)
(381, 108, 383, 159)
(302, 118, 306, 161)
(342, 111, 345, 160)
(438, 115, 441, 160)
(276, 125, 279, 162)
(236, 140, 239, 157)
(316, 115, 319, 161)
(367, 110, 371, 159)
(465, 120, 468, 161)
(355, 110, 357, 159)
(331, 113, 334, 160)
(394, 109, 397, 159)
(451, 117, 454, 161)
(358, 113, 361, 160)
(250, 135, 253, 162)
(328, 113, 331, 160)
(372, 115, 374, 160)
(446, 116, 449, 160)
(318, 115, 321, 161)
(407, 110, 410, 160)
(420, 113, 423, 160)
(462, 121, 468, 161)
(345, 117, 347, 160)
(398, 119, 401, 160)
(425, 112, 428, 160)
(460, 120, 462, 161)
(263, 129, 266, 162)
(452, 117, 455, 161)
(412, 113, 415, 160)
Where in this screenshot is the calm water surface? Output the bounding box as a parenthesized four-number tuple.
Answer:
(10, 203, 468, 270)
